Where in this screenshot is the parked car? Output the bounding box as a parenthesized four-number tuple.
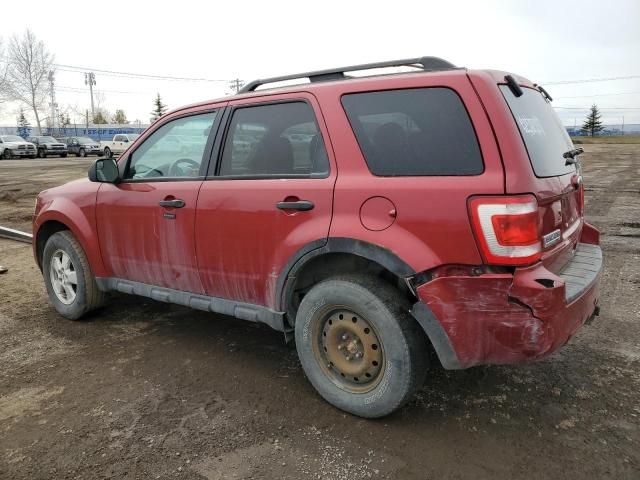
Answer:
(0, 135, 36, 159)
(59, 136, 102, 157)
(100, 134, 140, 158)
(27, 136, 68, 158)
(33, 57, 602, 418)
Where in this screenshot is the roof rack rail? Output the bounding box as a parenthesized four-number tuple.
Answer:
(239, 56, 457, 93)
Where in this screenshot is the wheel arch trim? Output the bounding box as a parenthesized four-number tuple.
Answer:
(34, 205, 106, 276)
(276, 237, 416, 312)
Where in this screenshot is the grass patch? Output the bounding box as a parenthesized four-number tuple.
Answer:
(571, 136, 640, 144)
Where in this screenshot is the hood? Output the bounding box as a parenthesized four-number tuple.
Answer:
(37, 178, 95, 200)
(4, 141, 34, 147)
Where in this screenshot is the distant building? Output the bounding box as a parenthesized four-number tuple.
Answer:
(0, 124, 149, 141)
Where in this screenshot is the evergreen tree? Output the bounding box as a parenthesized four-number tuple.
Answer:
(150, 93, 167, 121)
(16, 108, 31, 138)
(581, 104, 604, 137)
(112, 109, 129, 124)
(93, 111, 108, 124)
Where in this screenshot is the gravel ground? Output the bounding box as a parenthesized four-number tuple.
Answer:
(0, 144, 639, 479)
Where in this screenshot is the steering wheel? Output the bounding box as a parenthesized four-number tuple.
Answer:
(168, 158, 200, 177)
(133, 163, 164, 178)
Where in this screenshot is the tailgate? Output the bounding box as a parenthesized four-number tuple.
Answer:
(499, 84, 583, 273)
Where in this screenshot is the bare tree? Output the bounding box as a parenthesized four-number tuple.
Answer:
(92, 91, 111, 124)
(6, 29, 54, 134)
(0, 38, 11, 105)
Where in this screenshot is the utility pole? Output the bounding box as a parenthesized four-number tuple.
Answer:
(48, 71, 57, 132)
(621, 116, 625, 136)
(84, 72, 96, 120)
(85, 109, 89, 131)
(229, 78, 244, 94)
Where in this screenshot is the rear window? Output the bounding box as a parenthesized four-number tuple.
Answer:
(341, 88, 483, 176)
(500, 85, 575, 177)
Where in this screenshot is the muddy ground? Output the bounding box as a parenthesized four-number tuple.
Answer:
(0, 145, 639, 479)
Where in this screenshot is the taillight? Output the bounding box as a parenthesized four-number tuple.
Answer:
(469, 195, 541, 266)
(577, 184, 585, 216)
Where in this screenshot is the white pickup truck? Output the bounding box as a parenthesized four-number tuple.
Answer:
(100, 134, 140, 158)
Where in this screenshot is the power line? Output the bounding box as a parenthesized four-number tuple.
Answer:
(3, 58, 638, 87)
(554, 106, 640, 110)
(54, 63, 231, 83)
(555, 91, 640, 99)
(543, 74, 640, 85)
(57, 85, 142, 95)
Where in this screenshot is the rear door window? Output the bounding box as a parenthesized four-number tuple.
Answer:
(500, 86, 575, 177)
(341, 88, 483, 176)
(218, 101, 329, 177)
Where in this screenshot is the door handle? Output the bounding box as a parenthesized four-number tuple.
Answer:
(276, 200, 315, 211)
(159, 199, 185, 208)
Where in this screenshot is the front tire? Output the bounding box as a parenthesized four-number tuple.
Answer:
(37, 148, 46, 158)
(61, 153, 68, 158)
(42, 231, 105, 320)
(3, 149, 12, 160)
(103, 147, 112, 158)
(78, 148, 86, 157)
(295, 275, 428, 418)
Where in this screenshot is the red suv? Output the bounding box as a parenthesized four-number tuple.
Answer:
(33, 57, 602, 418)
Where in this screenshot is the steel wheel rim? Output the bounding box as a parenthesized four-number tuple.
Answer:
(314, 308, 385, 394)
(49, 249, 78, 305)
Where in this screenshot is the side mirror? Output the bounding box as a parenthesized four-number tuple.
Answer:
(123, 138, 129, 143)
(88, 158, 120, 183)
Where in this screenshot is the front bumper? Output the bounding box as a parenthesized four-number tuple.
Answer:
(82, 146, 103, 155)
(9, 148, 36, 157)
(411, 223, 602, 369)
(44, 148, 68, 155)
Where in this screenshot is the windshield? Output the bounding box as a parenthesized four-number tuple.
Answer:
(500, 85, 575, 177)
(39, 136, 58, 143)
(1, 135, 24, 142)
(77, 137, 95, 143)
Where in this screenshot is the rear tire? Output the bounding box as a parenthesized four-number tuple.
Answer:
(61, 153, 67, 158)
(294, 275, 429, 418)
(42, 231, 105, 320)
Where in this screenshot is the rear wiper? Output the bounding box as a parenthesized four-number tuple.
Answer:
(534, 83, 553, 102)
(563, 147, 584, 165)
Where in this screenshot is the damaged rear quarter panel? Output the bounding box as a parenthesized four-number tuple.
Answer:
(416, 274, 548, 368)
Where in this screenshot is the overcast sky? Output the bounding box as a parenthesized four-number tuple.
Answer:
(1, 0, 639, 127)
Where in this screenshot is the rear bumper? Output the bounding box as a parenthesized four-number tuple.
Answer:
(411, 224, 602, 369)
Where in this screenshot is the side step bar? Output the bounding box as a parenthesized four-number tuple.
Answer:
(0, 226, 33, 244)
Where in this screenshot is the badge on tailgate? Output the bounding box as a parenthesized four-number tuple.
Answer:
(543, 229, 561, 248)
